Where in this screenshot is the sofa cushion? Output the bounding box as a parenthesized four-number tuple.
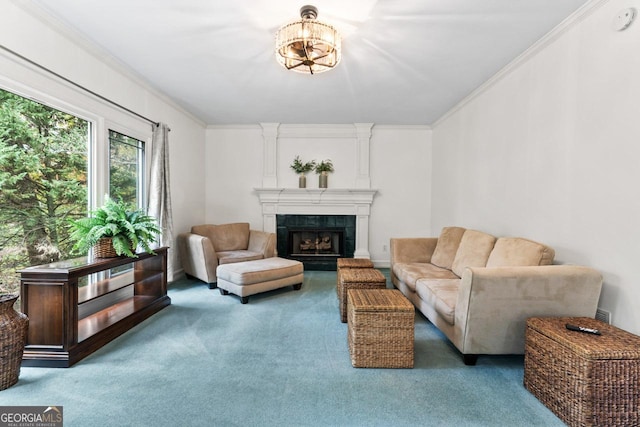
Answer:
(415, 278, 460, 325)
(431, 226, 466, 270)
(452, 230, 497, 277)
(486, 237, 555, 267)
(192, 223, 250, 252)
(392, 262, 459, 292)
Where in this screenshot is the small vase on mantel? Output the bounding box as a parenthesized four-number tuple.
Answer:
(314, 159, 333, 189)
(0, 294, 29, 390)
(299, 174, 307, 188)
(319, 171, 328, 188)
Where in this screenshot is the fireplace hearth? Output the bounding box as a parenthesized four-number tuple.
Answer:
(277, 215, 355, 270)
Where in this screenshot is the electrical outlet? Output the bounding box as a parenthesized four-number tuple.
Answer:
(382, 244, 388, 252)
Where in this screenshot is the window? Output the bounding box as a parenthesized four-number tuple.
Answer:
(107, 130, 145, 275)
(108, 129, 145, 209)
(0, 88, 89, 295)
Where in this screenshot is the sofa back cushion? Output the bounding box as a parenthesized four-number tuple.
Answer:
(486, 237, 555, 267)
(191, 223, 250, 252)
(431, 226, 466, 270)
(451, 229, 497, 277)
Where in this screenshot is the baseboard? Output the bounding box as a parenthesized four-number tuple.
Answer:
(372, 260, 390, 269)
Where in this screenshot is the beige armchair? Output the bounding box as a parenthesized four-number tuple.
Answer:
(178, 223, 276, 288)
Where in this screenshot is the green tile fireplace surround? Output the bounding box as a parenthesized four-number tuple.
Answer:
(254, 188, 378, 267)
(277, 214, 356, 270)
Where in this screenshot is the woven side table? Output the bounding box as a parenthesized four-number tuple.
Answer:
(347, 289, 414, 368)
(336, 258, 374, 298)
(338, 267, 386, 323)
(524, 317, 640, 427)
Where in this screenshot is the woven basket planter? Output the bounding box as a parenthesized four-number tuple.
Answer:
(92, 237, 119, 258)
(0, 294, 29, 390)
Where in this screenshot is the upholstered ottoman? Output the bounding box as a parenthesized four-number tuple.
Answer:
(216, 257, 304, 304)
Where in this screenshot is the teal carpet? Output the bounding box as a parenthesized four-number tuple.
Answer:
(1, 270, 562, 426)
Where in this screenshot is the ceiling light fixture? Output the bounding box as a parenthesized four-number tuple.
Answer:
(275, 5, 341, 75)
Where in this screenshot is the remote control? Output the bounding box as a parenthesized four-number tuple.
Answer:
(565, 323, 601, 335)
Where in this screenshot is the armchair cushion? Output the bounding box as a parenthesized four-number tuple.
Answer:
(217, 250, 264, 265)
(192, 223, 249, 252)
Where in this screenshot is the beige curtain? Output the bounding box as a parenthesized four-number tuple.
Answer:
(148, 122, 176, 281)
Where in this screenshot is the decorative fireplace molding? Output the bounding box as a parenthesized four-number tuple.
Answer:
(254, 188, 377, 258)
(259, 123, 374, 189)
(256, 123, 377, 258)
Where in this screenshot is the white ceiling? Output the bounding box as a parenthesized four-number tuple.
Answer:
(30, 0, 590, 125)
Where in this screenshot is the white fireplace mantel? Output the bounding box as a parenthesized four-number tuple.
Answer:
(254, 188, 378, 258)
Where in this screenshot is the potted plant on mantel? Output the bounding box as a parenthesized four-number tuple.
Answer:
(68, 196, 161, 258)
(290, 155, 316, 188)
(315, 159, 334, 188)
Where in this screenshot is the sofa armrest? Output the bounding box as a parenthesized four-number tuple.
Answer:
(455, 265, 603, 355)
(248, 230, 276, 258)
(390, 237, 438, 265)
(177, 232, 219, 283)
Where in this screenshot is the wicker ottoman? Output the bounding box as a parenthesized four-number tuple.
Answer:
(524, 317, 640, 427)
(336, 257, 374, 298)
(216, 257, 304, 304)
(347, 289, 414, 368)
(338, 268, 386, 322)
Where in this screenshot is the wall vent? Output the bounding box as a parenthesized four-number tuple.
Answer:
(595, 308, 611, 324)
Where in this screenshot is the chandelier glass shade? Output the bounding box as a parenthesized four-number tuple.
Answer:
(275, 5, 341, 75)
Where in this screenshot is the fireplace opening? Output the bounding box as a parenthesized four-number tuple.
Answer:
(289, 229, 343, 257)
(277, 215, 355, 270)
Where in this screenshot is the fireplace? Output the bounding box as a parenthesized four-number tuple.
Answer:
(255, 188, 377, 262)
(277, 215, 355, 270)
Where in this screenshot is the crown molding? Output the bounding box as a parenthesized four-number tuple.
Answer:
(207, 123, 431, 132)
(12, 0, 206, 128)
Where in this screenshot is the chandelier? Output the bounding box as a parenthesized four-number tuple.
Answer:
(275, 5, 342, 75)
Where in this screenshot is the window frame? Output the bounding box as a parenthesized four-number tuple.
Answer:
(105, 123, 151, 210)
(0, 52, 153, 215)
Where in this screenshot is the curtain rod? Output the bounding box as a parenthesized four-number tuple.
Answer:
(1, 44, 159, 127)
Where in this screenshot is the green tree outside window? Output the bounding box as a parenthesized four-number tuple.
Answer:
(0, 89, 89, 295)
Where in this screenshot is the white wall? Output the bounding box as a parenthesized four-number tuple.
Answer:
(432, 0, 640, 333)
(205, 126, 265, 228)
(369, 126, 432, 264)
(1, 1, 208, 260)
(206, 125, 432, 266)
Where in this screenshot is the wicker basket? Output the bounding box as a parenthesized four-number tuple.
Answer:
(337, 258, 374, 270)
(524, 317, 640, 427)
(0, 294, 29, 390)
(347, 289, 414, 368)
(338, 268, 386, 322)
(92, 237, 119, 258)
(336, 258, 374, 297)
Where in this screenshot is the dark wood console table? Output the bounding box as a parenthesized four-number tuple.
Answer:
(19, 247, 170, 367)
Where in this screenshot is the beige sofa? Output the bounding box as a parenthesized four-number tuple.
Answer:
(178, 223, 276, 288)
(390, 227, 602, 365)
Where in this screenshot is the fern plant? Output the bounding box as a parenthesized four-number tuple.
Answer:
(68, 196, 161, 257)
